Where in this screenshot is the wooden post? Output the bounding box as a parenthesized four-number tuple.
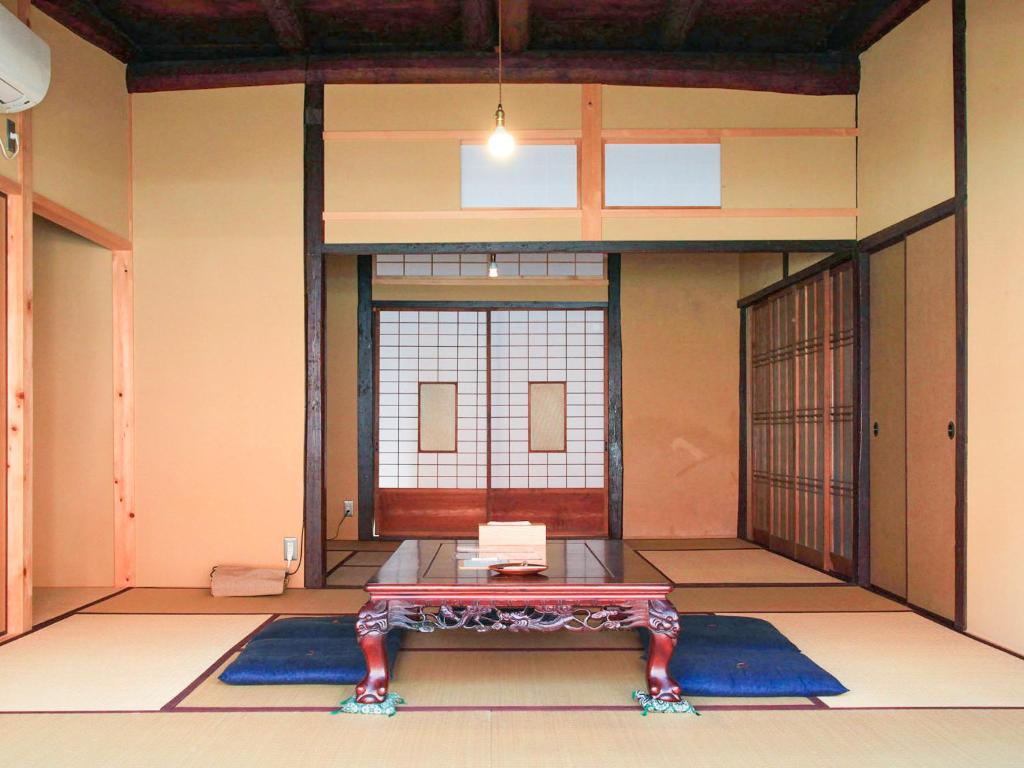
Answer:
(303, 80, 326, 586)
(580, 85, 602, 241)
(112, 249, 135, 587)
(606, 253, 623, 539)
(6, 0, 33, 635)
(356, 254, 374, 540)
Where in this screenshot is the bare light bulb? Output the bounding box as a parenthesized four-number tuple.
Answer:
(487, 104, 515, 159)
(488, 255, 499, 278)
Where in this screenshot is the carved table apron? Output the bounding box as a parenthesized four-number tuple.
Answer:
(353, 596, 682, 705)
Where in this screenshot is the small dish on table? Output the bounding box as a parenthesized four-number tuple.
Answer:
(488, 562, 548, 576)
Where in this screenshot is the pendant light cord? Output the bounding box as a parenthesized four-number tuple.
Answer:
(497, 0, 503, 105)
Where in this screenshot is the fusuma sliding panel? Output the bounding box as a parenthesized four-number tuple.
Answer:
(905, 217, 957, 620)
(869, 242, 908, 598)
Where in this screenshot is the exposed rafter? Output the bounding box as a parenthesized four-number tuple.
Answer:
(258, 0, 306, 53)
(661, 0, 706, 49)
(461, 0, 495, 51)
(32, 0, 138, 61)
(501, 0, 530, 54)
(828, 0, 931, 51)
(127, 51, 859, 96)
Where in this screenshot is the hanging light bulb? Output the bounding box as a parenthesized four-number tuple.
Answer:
(488, 104, 515, 158)
(488, 0, 515, 159)
(488, 254, 499, 278)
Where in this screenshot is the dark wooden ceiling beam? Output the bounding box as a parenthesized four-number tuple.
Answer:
(827, 0, 931, 51)
(32, 0, 139, 62)
(461, 0, 496, 51)
(501, 0, 530, 54)
(258, 0, 305, 52)
(127, 51, 859, 96)
(661, 0, 706, 49)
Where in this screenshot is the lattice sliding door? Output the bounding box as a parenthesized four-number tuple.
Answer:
(747, 264, 856, 578)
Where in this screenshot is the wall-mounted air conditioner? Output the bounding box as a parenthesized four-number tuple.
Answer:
(0, 4, 51, 114)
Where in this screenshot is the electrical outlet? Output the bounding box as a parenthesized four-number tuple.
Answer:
(283, 537, 298, 562)
(343, 500, 354, 518)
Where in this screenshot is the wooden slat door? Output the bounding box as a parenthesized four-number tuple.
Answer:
(747, 265, 856, 578)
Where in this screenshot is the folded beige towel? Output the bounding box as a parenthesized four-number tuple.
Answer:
(210, 565, 287, 597)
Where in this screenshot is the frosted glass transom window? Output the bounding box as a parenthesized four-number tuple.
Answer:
(461, 144, 578, 208)
(604, 143, 721, 207)
(374, 253, 605, 279)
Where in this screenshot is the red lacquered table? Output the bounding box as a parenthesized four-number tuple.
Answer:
(353, 539, 682, 705)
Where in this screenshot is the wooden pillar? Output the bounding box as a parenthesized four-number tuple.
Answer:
(606, 253, 623, 539)
(737, 308, 748, 538)
(6, 0, 33, 635)
(356, 254, 374, 540)
(303, 81, 326, 586)
(580, 85, 602, 240)
(112, 249, 135, 587)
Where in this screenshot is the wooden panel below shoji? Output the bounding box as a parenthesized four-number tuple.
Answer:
(905, 216, 957, 620)
(869, 242, 908, 598)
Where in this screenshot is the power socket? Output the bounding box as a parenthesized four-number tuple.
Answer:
(343, 500, 354, 518)
(283, 537, 298, 562)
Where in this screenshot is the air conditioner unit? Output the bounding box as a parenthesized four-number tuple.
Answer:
(0, 4, 51, 113)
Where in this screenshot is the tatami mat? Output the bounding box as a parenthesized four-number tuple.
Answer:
(344, 551, 393, 567)
(325, 551, 352, 571)
(326, 566, 379, 587)
(642, 548, 842, 585)
(626, 538, 760, 551)
(669, 585, 907, 614)
(752, 612, 1024, 709)
(81, 588, 369, 615)
(0, 614, 267, 712)
(31, 587, 122, 626)
(180, 649, 811, 711)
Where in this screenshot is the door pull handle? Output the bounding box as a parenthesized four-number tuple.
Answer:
(948, 421, 956, 440)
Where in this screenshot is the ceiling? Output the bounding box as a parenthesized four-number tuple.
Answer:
(31, 1, 930, 94)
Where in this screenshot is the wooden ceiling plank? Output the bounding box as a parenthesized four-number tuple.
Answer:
(258, 0, 306, 53)
(461, 0, 495, 51)
(31, 0, 139, 62)
(827, 0, 931, 51)
(501, 0, 530, 54)
(127, 51, 859, 95)
(661, 0, 706, 49)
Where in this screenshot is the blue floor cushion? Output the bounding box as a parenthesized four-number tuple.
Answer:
(219, 617, 403, 686)
(640, 614, 846, 697)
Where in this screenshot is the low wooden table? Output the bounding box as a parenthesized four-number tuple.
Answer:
(353, 539, 682, 705)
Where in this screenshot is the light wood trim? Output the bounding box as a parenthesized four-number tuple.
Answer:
(600, 207, 858, 218)
(372, 277, 609, 288)
(0, 176, 20, 197)
(601, 127, 859, 140)
(33, 195, 132, 252)
(327, 207, 856, 221)
(324, 209, 582, 221)
(580, 84, 602, 240)
(324, 129, 583, 142)
(823, 269, 834, 572)
(322, 127, 855, 143)
(6, 0, 32, 636)
(112, 249, 135, 588)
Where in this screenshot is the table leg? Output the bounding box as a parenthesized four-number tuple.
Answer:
(354, 600, 390, 704)
(646, 599, 682, 702)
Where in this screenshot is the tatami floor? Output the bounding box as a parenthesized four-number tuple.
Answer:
(2, 539, 1023, 767)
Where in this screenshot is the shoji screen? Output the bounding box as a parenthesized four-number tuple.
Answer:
(748, 263, 856, 577)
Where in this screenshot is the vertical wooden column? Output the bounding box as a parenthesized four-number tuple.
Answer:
(303, 81, 326, 586)
(854, 250, 871, 586)
(737, 308, 748, 538)
(6, 0, 33, 635)
(112, 249, 135, 587)
(580, 85, 602, 240)
(356, 254, 374, 540)
(606, 253, 623, 539)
